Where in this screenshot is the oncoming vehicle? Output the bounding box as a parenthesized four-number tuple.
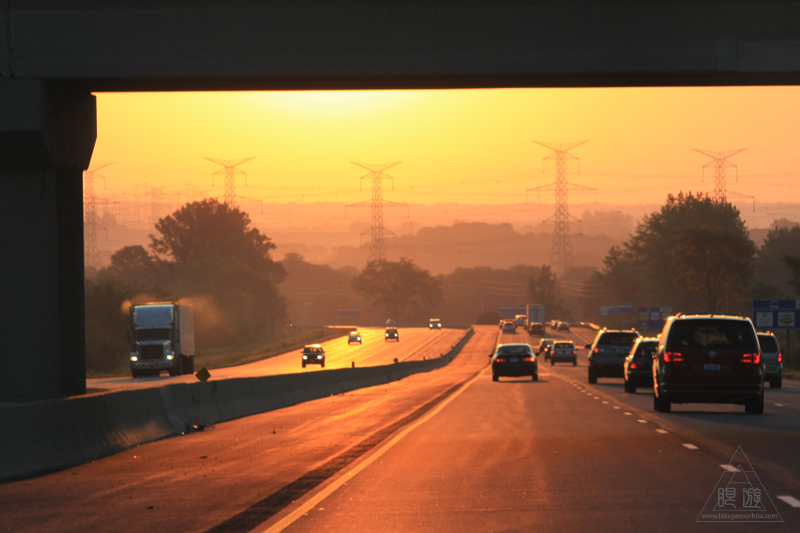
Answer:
(301, 344, 326, 368)
(623, 337, 658, 393)
(347, 330, 362, 344)
(429, 318, 443, 330)
(385, 327, 399, 341)
(653, 314, 764, 414)
(491, 343, 538, 381)
(586, 328, 640, 384)
(550, 340, 577, 366)
(757, 332, 782, 388)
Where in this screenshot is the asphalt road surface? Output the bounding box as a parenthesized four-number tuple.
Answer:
(2, 325, 798, 532)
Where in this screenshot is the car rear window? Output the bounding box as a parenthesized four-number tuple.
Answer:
(598, 332, 639, 345)
(635, 342, 658, 357)
(758, 335, 778, 352)
(498, 346, 531, 356)
(668, 319, 757, 349)
(554, 342, 573, 349)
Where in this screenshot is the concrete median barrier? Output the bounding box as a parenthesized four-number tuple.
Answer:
(0, 328, 473, 483)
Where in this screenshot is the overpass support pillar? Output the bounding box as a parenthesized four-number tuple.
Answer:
(0, 79, 96, 400)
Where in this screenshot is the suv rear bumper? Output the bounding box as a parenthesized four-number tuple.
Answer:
(658, 382, 763, 404)
(589, 361, 624, 377)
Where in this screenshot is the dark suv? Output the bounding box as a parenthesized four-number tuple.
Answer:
(653, 314, 764, 414)
(586, 329, 640, 383)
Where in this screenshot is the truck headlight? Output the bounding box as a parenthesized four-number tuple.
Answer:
(166, 355, 174, 360)
(130, 355, 138, 362)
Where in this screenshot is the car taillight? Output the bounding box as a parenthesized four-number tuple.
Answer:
(630, 362, 637, 369)
(495, 357, 505, 363)
(664, 351, 684, 363)
(593, 347, 600, 354)
(740, 353, 761, 364)
(778, 352, 782, 363)
(525, 356, 535, 362)
(572, 350, 576, 355)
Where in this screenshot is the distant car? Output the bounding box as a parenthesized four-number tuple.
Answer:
(586, 329, 640, 383)
(347, 330, 362, 344)
(557, 321, 570, 331)
(537, 338, 555, 361)
(385, 327, 399, 341)
(757, 332, 782, 388)
(528, 322, 545, 336)
(653, 314, 764, 414)
(429, 318, 443, 330)
(501, 320, 517, 333)
(514, 314, 527, 327)
(491, 343, 538, 381)
(550, 340, 577, 366)
(301, 344, 326, 368)
(623, 337, 658, 393)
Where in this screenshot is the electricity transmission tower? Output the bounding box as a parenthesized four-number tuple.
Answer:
(692, 148, 754, 210)
(528, 141, 595, 278)
(83, 162, 113, 270)
(204, 157, 257, 209)
(346, 161, 408, 263)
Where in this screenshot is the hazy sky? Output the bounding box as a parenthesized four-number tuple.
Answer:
(91, 87, 800, 208)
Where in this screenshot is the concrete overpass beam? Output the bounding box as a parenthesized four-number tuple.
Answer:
(0, 79, 96, 400)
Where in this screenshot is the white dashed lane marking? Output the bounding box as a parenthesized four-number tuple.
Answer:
(637, 419, 647, 423)
(683, 443, 699, 450)
(777, 495, 800, 508)
(655, 429, 668, 434)
(720, 464, 738, 472)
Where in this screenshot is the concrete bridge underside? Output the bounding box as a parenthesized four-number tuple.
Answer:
(2, 1, 799, 400)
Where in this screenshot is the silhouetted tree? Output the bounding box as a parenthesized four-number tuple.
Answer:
(528, 265, 569, 319)
(595, 192, 755, 314)
(754, 224, 800, 296)
(351, 258, 443, 322)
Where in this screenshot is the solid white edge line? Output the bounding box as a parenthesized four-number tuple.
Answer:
(777, 495, 800, 508)
(260, 367, 488, 532)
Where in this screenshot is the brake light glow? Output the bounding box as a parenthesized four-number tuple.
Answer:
(740, 353, 761, 364)
(525, 356, 535, 362)
(664, 351, 684, 363)
(778, 352, 782, 363)
(593, 347, 600, 354)
(630, 362, 638, 369)
(495, 357, 505, 363)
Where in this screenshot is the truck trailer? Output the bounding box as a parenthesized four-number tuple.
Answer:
(129, 302, 195, 378)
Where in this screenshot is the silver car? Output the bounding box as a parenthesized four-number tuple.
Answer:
(757, 332, 783, 388)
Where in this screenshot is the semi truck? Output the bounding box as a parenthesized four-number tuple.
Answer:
(129, 302, 195, 378)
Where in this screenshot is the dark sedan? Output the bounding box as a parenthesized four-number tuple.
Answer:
(623, 337, 658, 393)
(492, 343, 538, 381)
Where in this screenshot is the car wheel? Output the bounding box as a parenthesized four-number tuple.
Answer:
(532, 373, 538, 381)
(492, 374, 498, 382)
(550, 360, 554, 366)
(302, 362, 306, 368)
(588, 367, 597, 384)
(321, 361, 325, 368)
(624, 380, 635, 393)
(745, 391, 764, 414)
(572, 359, 577, 366)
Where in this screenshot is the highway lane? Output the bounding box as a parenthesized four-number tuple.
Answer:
(2, 325, 798, 532)
(86, 327, 466, 392)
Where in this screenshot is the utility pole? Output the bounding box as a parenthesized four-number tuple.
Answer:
(204, 157, 255, 208)
(528, 141, 595, 278)
(346, 161, 408, 263)
(83, 162, 112, 270)
(693, 148, 754, 210)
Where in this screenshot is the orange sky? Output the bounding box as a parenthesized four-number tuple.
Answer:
(90, 87, 800, 210)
